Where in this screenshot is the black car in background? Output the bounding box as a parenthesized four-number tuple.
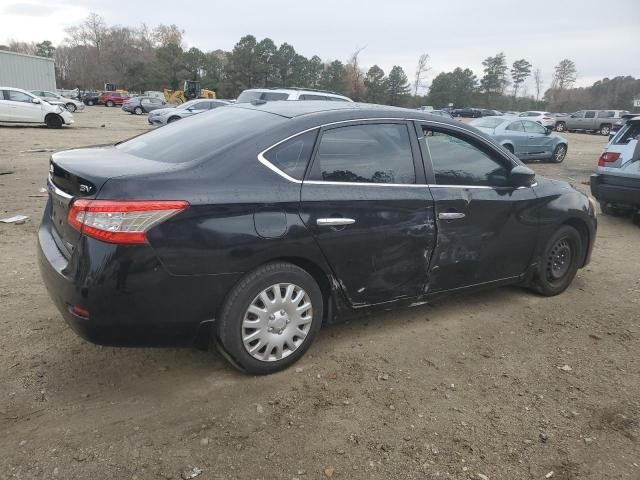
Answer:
(452, 107, 482, 118)
(38, 102, 597, 374)
(81, 91, 99, 106)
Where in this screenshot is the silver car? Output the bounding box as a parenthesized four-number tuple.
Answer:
(148, 99, 231, 126)
(470, 116, 568, 163)
(590, 115, 640, 214)
(30, 90, 85, 113)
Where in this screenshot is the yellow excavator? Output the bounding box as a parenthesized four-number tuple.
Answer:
(163, 80, 216, 105)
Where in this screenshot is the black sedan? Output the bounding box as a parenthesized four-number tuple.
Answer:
(38, 102, 597, 374)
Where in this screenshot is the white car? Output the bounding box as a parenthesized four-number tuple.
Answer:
(30, 90, 85, 113)
(0, 87, 74, 128)
(518, 111, 555, 128)
(236, 88, 353, 103)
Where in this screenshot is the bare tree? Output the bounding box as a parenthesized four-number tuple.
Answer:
(65, 13, 107, 54)
(153, 24, 185, 48)
(344, 45, 366, 101)
(533, 68, 543, 101)
(6, 39, 37, 55)
(552, 59, 577, 90)
(413, 53, 431, 96)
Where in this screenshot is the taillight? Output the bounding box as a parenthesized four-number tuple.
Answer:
(598, 151, 620, 167)
(68, 200, 188, 244)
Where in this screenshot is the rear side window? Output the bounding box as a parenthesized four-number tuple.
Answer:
(597, 111, 615, 118)
(263, 130, 318, 180)
(5, 90, 32, 103)
(423, 129, 510, 187)
(299, 94, 330, 100)
(506, 121, 525, 132)
(311, 123, 415, 184)
(236, 91, 290, 103)
(117, 107, 286, 164)
(585, 111, 596, 118)
(522, 121, 546, 134)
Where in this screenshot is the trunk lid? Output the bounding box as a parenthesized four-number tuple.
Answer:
(47, 146, 179, 257)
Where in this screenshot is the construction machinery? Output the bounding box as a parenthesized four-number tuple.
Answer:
(163, 80, 216, 105)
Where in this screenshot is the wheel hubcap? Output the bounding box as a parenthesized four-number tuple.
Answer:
(555, 146, 566, 160)
(242, 283, 313, 362)
(547, 239, 572, 280)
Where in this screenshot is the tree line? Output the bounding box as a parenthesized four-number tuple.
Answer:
(1, 13, 637, 112)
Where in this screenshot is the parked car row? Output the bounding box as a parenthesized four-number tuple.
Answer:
(30, 90, 85, 113)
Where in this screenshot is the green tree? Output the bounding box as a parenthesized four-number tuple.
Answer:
(226, 35, 259, 93)
(156, 43, 185, 90)
(427, 67, 477, 107)
(481, 52, 508, 94)
(552, 59, 577, 90)
(319, 60, 345, 93)
(306, 55, 324, 89)
(510, 58, 531, 97)
(386, 65, 411, 106)
(201, 50, 226, 92)
(255, 38, 277, 87)
(35, 40, 55, 58)
(364, 65, 387, 103)
(274, 43, 297, 87)
(184, 47, 206, 80)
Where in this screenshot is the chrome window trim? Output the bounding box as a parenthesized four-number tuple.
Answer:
(256, 117, 523, 190)
(47, 175, 73, 199)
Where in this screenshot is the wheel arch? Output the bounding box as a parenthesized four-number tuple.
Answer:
(561, 217, 590, 268)
(44, 112, 63, 125)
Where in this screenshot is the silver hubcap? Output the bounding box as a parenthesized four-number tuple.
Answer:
(555, 146, 566, 161)
(242, 283, 313, 362)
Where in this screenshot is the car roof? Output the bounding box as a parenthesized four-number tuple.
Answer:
(229, 100, 463, 125)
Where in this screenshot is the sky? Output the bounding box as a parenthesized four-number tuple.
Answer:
(1, 0, 639, 94)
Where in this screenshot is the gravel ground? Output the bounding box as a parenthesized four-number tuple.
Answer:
(0, 108, 638, 480)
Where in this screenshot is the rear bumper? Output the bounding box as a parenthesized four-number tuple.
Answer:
(590, 173, 640, 208)
(37, 205, 239, 347)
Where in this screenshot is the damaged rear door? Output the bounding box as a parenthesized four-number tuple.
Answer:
(299, 120, 436, 306)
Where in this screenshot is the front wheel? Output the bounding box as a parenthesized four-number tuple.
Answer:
(216, 262, 323, 374)
(106, 100, 114, 107)
(531, 226, 582, 296)
(599, 124, 611, 136)
(86, 100, 95, 106)
(45, 114, 63, 128)
(66, 103, 76, 113)
(134, 106, 143, 115)
(555, 122, 566, 132)
(552, 144, 567, 163)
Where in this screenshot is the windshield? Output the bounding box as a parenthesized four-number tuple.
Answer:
(237, 91, 290, 103)
(470, 117, 504, 129)
(116, 106, 286, 164)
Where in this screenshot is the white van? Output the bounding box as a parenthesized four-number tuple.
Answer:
(236, 88, 352, 103)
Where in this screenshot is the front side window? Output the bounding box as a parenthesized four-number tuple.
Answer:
(311, 123, 415, 184)
(522, 120, 546, 134)
(264, 129, 318, 180)
(585, 111, 596, 119)
(5, 90, 33, 103)
(423, 129, 510, 187)
(506, 121, 525, 132)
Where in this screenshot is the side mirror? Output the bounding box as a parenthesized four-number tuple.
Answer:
(510, 165, 536, 188)
(31, 97, 41, 104)
(545, 127, 552, 135)
(187, 107, 193, 111)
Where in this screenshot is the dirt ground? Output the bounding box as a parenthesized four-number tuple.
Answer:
(0, 108, 638, 480)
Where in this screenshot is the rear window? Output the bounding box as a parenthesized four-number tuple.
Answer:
(615, 122, 640, 145)
(470, 117, 504, 129)
(237, 91, 290, 103)
(116, 107, 286, 164)
(263, 130, 318, 180)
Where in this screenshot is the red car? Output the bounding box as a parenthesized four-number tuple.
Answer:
(98, 91, 129, 107)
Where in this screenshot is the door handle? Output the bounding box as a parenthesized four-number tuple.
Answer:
(317, 218, 356, 227)
(438, 212, 465, 220)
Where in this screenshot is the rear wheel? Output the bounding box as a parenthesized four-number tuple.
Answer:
(531, 226, 582, 296)
(552, 144, 567, 163)
(45, 114, 63, 128)
(66, 103, 76, 113)
(167, 116, 180, 123)
(134, 106, 143, 115)
(106, 100, 114, 107)
(86, 99, 95, 106)
(555, 122, 566, 132)
(216, 262, 323, 374)
(599, 124, 611, 136)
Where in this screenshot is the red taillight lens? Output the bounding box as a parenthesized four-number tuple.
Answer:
(598, 151, 621, 167)
(68, 200, 188, 244)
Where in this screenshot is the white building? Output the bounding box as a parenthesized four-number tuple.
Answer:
(0, 50, 56, 91)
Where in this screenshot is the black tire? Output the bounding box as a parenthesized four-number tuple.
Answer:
(216, 262, 324, 375)
(599, 124, 611, 136)
(65, 103, 76, 113)
(531, 226, 582, 296)
(167, 116, 180, 123)
(134, 106, 143, 115)
(555, 122, 566, 132)
(106, 100, 114, 107)
(45, 114, 63, 128)
(599, 201, 630, 216)
(87, 100, 95, 106)
(552, 143, 567, 163)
